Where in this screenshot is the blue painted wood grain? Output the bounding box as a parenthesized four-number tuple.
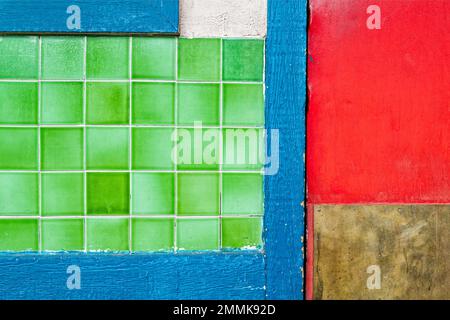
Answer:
(264, 0, 307, 299)
(0, 253, 265, 299)
(0, 0, 178, 34)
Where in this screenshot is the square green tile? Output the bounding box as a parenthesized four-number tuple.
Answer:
(87, 127, 129, 170)
(87, 173, 130, 215)
(132, 82, 175, 125)
(222, 218, 262, 249)
(178, 38, 221, 81)
(132, 128, 174, 170)
(0, 83, 38, 124)
(132, 173, 174, 215)
(0, 173, 38, 215)
(223, 174, 263, 215)
(87, 82, 129, 124)
(177, 218, 219, 251)
(87, 218, 129, 251)
(41, 36, 84, 80)
(0, 128, 38, 170)
(132, 218, 174, 252)
(223, 84, 264, 126)
(176, 128, 220, 171)
(223, 128, 265, 170)
(223, 39, 264, 82)
(132, 37, 175, 80)
(41, 128, 84, 170)
(0, 36, 38, 79)
(87, 37, 129, 79)
(177, 173, 219, 215)
(42, 219, 84, 251)
(42, 173, 84, 216)
(178, 84, 220, 126)
(41, 82, 83, 124)
(0, 219, 38, 251)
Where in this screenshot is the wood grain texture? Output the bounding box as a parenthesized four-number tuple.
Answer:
(0, 0, 179, 34)
(313, 205, 450, 300)
(0, 253, 265, 299)
(264, 0, 307, 299)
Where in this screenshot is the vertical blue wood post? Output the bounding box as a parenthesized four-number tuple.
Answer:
(264, 0, 307, 299)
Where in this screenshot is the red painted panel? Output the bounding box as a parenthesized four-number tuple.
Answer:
(307, 0, 450, 204)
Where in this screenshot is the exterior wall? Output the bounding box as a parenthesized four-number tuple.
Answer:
(179, 0, 267, 38)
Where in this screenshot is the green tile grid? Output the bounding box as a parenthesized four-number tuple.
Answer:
(0, 36, 265, 252)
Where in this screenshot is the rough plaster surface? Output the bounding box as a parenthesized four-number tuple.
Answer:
(179, 0, 267, 38)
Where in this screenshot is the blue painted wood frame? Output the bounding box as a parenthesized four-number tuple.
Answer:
(0, 0, 307, 300)
(0, 0, 179, 34)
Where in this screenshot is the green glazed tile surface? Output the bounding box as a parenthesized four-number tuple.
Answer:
(42, 173, 84, 216)
(42, 219, 84, 251)
(132, 82, 175, 125)
(0, 128, 38, 170)
(0, 219, 38, 251)
(87, 218, 129, 251)
(41, 36, 84, 80)
(0, 36, 38, 79)
(87, 127, 129, 170)
(178, 38, 220, 81)
(87, 37, 129, 79)
(132, 218, 174, 251)
(87, 173, 130, 215)
(0, 83, 38, 124)
(222, 218, 263, 248)
(223, 174, 263, 215)
(41, 128, 84, 170)
(223, 84, 264, 126)
(223, 39, 264, 81)
(0, 173, 38, 215)
(41, 82, 83, 124)
(132, 173, 174, 215)
(132, 37, 175, 80)
(87, 82, 129, 124)
(132, 128, 174, 170)
(177, 218, 219, 251)
(177, 173, 219, 215)
(178, 83, 220, 126)
(223, 128, 265, 170)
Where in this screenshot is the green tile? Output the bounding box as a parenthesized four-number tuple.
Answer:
(177, 173, 219, 215)
(87, 82, 129, 124)
(42, 173, 84, 216)
(223, 174, 263, 215)
(41, 128, 84, 170)
(132, 82, 175, 125)
(41, 82, 83, 124)
(87, 127, 129, 170)
(176, 128, 220, 171)
(132, 128, 174, 170)
(178, 38, 220, 81)
(223, 39, 264, 81)
(132, 173, 174, 215)
(0, 173, 38, 215)
(87, 37, 129, 79)
(222, 218, 262, 249)
(132, 37, 175, 80)
(87, 218, 129, 251)
(0, 36, 38, 79)
(41, 36, 84, 80)
(0, 83, 38, 124)
(177, 218, 219, 251)
(42, 219, 84, 251)
(223, 128, 265, 170)
(87, 173, 130, 215)
(132, 218, 174, 252)
(178, 84, 220, 126)
(0, 219, 38, 251)
(223, 84, 264, 126)
(0, 128, 37, 170)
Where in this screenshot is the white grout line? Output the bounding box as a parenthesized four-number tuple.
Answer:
(0, 79, 263, 85)
(219, 38, 224, 250)
(128, 36, 133, 253)
(0, 124, 264, 129)
(83, 36, 88, 253)
(0, 215, 263, 220)
(0, 170, 264, 174)
(173, 37, 179, 253)
(37, 36, 42, 252)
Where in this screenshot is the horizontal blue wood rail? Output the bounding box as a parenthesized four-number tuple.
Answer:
(0, 0, 179, 34)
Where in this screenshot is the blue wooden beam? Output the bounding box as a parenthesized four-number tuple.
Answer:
(0, 0, 179, 34)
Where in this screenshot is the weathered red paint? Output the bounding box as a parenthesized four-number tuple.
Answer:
(307, 0, 450, 204)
